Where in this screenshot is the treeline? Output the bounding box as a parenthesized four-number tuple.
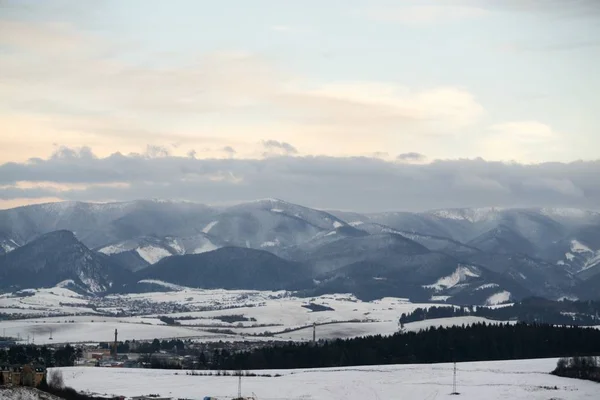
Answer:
(97, 338, 186, 354)
(553, 356, 600, 383)
(400, 298, 600, 326)
(0, 344, 78, 367)
(210, 323, 600, 370)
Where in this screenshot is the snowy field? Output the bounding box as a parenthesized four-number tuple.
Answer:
(0, 315, 512, 344)
(2, 286, 477, 344)
(57, 358, 599, 399)
(0, 316, 238, 344)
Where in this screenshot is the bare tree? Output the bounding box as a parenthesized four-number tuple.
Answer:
(48, 369, 65, 389)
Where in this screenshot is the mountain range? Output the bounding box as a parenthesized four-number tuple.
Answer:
(0, 199, 599, 304)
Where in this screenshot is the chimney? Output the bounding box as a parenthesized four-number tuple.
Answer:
(113, 329, 118, 358)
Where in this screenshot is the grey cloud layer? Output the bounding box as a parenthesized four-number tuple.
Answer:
(397, 152, 426, 162)
(1, 148, 599, 212)
(262, 140, 299, 155)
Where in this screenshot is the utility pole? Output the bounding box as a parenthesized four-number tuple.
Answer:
(451, 362, 460, 395)
(238, 374, 242, 399)
(453, 362, 457, 393)
(312, 322, 316, 344)
(450, 346, 459, 395)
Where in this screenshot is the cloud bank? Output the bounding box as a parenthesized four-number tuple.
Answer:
(1, 147, 598, 212)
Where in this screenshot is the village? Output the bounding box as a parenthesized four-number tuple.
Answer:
(73, 329, 286, 370)
(0, 328, 273, 400)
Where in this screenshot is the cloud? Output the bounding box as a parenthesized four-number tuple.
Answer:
(470, 0, 600, 18)
(263, 140, 299, 155)
(144, 145, 171, 158)
(270, 25, 293, 32)
(500, 40, 600, 53)
(1, 148, 600, 212)
(480, 121, 564, 163)
(371, 152, 389, 159)
(223, 146, 237, 155)
(361, 5, 488, 24)
(0, 19, 487, 163)
(397, 152, 427, 163)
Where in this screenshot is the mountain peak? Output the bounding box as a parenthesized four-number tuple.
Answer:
(34, 229, 80, 244)
(0, 229, 120, 293)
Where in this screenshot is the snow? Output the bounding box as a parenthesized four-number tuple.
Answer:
(166, 237, 184, 255)
(260, 239, 280, 248)
(137, 280, 186, 291)
(486, 291, 511, 306)
(97, 243, 127, 255)
(571, 240, 592, 253)
(403, 316, 513, 332)
(563, 240, 600, 272)
(541, 207, 597, 219)
(202, 220, 219, 233)
(0, 289, 458, 344)
(349, 221, 363, 226)
(325, 230, 337, 236)
(429, 207, 502, 223)
(0, 288, 491, 345)
(582, 252, 600, 271)
(270, 208, 284, 213)
(135, 245, 173, 264)
(191, 240, 219, 254)
(0, 387, 61, 400)
(333, 221, 343, 228)
(55, 279, 77, 288)
(475, 283, 500, 291)
(1, 239, 18, 253)
(279, 321, 400, 341)
(56, 358, 599, 400)
(424, 265, 480, 291)
(0, 316, 231, 345)
(430, 295, 451, 301)
(77, 271, 103, 293)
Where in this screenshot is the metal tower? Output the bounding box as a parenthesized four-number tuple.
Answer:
(451, 362, 459, 395)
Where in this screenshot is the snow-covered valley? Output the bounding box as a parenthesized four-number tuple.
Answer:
(0, 285, 521, 345)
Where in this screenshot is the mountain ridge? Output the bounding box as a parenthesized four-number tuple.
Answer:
(1, 200, 598, 302)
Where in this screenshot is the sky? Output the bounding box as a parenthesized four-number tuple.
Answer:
(1, 0, 599, 211)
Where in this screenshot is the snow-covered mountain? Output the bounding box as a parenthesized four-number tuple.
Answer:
(135, 246, 308, 291)
(1, 200, 599, 302)
(0, 234, 20, 255)
(0, 230, 127, 293)
(96, 233, 223, 270)
(204, 198, 348, 250)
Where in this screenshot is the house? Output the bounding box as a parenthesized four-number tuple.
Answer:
(0, 364, 46, 387)
(84, 348, 112, 360)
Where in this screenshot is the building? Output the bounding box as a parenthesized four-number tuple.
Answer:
(84, 348, 112, 360)
(0, 364, 46, 387)
(0, 340, 16, 349)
